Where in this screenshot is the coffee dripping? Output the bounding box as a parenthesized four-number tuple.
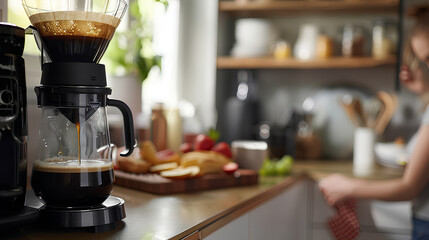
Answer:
(22, 0, 134, 232)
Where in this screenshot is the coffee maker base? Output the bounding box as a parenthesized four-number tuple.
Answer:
(38, 196, 126, 233)
(0, 207, 39, 231)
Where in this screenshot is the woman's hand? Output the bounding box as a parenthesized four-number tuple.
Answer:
(319, 174, 356, 207)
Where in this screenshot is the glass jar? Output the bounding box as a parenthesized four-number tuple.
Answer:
(316, 35, 334, 59)
(342, 24, 365, 57)
(372, 19, 397, 59)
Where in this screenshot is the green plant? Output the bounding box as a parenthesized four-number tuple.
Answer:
(104, 0, 168, 83)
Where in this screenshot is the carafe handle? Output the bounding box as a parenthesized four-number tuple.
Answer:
(107, 98, 136, 157)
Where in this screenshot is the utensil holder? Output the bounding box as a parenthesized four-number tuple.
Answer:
(353, 127, 375, 177)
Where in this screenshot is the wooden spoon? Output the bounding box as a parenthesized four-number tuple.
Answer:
(374, 91, 397, 135)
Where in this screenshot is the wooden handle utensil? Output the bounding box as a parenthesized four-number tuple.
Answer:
(374, 91, 397, 135)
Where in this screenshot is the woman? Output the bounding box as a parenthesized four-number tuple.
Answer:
(319, 6, 429, 239)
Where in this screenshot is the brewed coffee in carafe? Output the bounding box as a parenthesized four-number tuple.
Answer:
(32, 106, 114, 207)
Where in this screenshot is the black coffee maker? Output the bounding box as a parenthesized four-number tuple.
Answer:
(22, 0, 135, 233)
(0, 23, 38, 229)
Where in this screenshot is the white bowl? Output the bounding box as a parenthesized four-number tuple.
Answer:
(235, 18, 277, 47)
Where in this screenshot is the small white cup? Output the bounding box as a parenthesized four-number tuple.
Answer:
(353, 127, 375, 177)
(231, 141, 268, 171)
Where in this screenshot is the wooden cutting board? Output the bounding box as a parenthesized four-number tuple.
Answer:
(114, 169, 258, 195)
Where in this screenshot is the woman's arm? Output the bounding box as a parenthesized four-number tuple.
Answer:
(319, 125, 429, 206)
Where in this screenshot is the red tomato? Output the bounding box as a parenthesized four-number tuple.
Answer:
(211, 142, 232, 158)
(193, 134, 215, 151)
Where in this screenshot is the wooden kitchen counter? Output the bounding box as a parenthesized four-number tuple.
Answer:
(6, 160, 403, 240)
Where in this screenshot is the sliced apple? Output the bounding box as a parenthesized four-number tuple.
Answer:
(149, 162, 179, 173)
(160, 166, 201, 180)
(187, 166, 201, 178)
(223, 162, 239, 174)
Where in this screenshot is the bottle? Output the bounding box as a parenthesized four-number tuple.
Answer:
(295, 98, 322, 160)
(166, 107, 183, 152)
(151, 103, 167, 151)
(223, 70, 259, 143)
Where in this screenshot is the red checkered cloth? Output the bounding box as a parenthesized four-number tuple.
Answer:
(328, 199, 360, 240)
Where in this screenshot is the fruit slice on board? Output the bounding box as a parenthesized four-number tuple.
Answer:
(149, 162, 179, 173)
(160, 166, 201, 179)
(223, 162, 238, 174)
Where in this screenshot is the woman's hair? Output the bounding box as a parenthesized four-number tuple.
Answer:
(403, 5, 429, 69)
(404, 5, 429, 110)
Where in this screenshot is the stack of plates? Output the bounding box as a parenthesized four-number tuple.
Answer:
(374, 142, 408, 169)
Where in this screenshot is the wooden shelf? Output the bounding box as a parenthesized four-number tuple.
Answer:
(219, 0, 399, 16)
(217, 56, 397, 69)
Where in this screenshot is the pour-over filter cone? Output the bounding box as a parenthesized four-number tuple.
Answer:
(60, 107, 99, 124)
(22, 0, 127, 63)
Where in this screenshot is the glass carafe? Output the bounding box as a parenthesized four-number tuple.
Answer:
(31, 83, 134, 208)
(32, 106, 114, 207)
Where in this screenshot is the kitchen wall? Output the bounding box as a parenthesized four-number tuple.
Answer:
(0, 1, 6, 21)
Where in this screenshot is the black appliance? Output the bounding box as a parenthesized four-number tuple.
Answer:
(0, 23, 38, 230)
